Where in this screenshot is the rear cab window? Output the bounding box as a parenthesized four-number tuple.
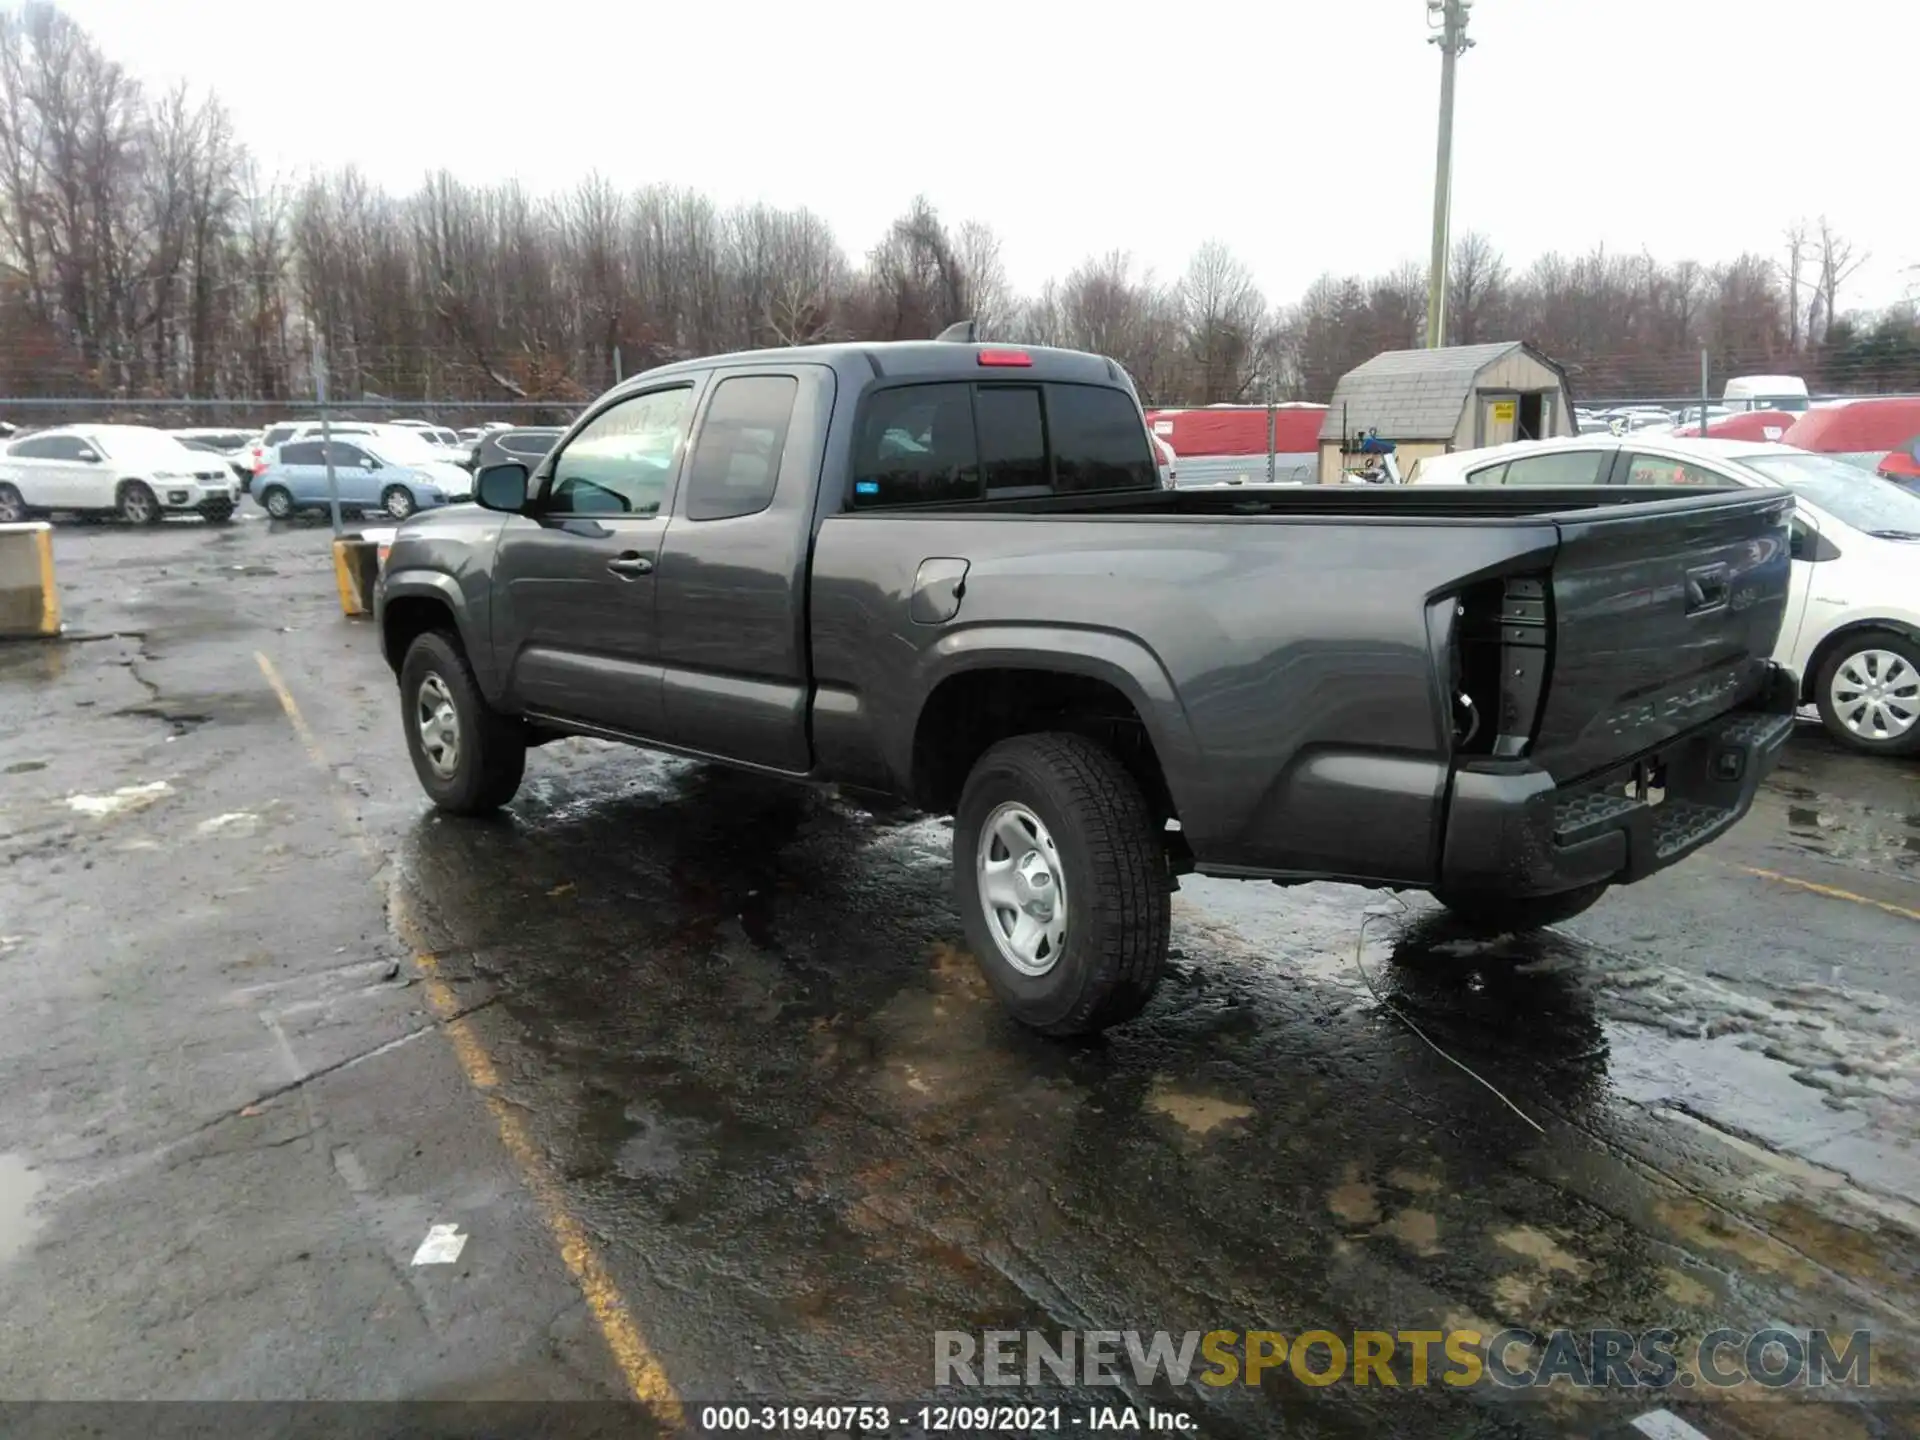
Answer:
(849, 381, 1154, 509)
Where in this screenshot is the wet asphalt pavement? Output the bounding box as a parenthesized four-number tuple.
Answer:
(2, 514, 1918, 1439)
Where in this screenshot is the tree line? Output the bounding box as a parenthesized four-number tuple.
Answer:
(2, 3, 1916, 418)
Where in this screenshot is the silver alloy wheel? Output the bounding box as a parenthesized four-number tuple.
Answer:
(0, 485, 22, 522)
(975, 801, 1069, 976)
(121, 485, 156, 523)
(1831, 648, 1919, 742)
(385, 487, 415, 519)
(264, 487, 292, 519)
(415, 672, 461, 778)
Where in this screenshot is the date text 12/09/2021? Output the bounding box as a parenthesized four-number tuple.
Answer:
(696, 1405, 1192, 1432)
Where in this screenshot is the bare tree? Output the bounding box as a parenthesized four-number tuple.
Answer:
(1446, 231, 1506, 345)
(1781, 221, 1808, 352)
(1177, 240, 1268, 402)
(1814, 217, 1867, 348)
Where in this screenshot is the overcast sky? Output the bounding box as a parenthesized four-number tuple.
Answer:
(51, 0, 1920, 313)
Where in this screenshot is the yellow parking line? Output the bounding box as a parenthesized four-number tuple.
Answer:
(254, 651, 685, 1426)
(1741, 865, 1920, 924)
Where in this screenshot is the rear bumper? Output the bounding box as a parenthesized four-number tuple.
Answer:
(1439, 662, 1798, 898)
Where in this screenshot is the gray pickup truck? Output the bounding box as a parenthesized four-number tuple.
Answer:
(375, 337, 1799, 1035)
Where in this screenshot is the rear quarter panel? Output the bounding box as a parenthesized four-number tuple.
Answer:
(809, 512, 1559, 884)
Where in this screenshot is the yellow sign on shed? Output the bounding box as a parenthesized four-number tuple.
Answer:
(1491, 400, 1517, 423)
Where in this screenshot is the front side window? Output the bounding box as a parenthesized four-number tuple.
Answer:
(42, 436, 95, 461)
(1624, 454, 1725, 486)
(329, 443, 374, 469)
(685, 375, 799, 521)
(851, 384, 981, 508)
(545, 386, 694, 517)
(1046, 384, 1155, 494)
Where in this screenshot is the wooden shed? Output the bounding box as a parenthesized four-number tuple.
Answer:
(1316, 342, 1574, 483)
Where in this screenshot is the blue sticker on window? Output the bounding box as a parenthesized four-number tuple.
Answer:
(855, 480, 879, 495)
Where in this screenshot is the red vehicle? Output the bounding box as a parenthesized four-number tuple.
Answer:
(1673, 410, 1798, 442)
(1144, 405, 1327, 458)
(1781, 398, 1920, 472)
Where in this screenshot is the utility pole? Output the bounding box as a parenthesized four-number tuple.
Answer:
(1425, 0, 1475, 350)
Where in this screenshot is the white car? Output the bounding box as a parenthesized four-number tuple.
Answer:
(258, 421, 472, 499)
(1411, 434, 1920, 756)
(0, 424, 241, 525)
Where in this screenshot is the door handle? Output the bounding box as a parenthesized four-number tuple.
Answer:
(607, 553, 654, 578)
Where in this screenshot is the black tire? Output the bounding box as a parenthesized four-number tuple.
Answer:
(0, 482, 26, 523)
(399, 630, 526, 815)
(954, 732, 1170, 1036)
(382, 485, 417, 520)
(1814, 630, 1920, 757)
(1431, 880, 1609, 934)
(118, 480, 162, 526)
(260, 485, 295, 520)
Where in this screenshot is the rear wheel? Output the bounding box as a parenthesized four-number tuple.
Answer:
(260, 485, 295, 520)
(1431, 881, 1609, 934)
(954, 732, 1170, 1036)
(399, 630, 526, 815)
(1815, 631, 1920, 756)
(118, 481, 161, 526)
(382, 485, 417, 520)
(0, 483, 26, 523)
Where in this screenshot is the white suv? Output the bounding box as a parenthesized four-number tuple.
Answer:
(0, 425, 240, 524)
(1413, 435, 1920, 755)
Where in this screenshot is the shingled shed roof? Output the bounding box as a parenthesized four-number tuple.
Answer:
(1317, 342, 1561, 442)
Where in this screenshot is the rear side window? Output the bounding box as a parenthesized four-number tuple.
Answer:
(1046, 384, 1156, 493)
(499, 432, 558, 457)
(685, 375, 799, 521)
(9, 436, 63, 459)
(1473, 451, 1608, 485)
(976, 386, 1047, 494)
(278, 442, 322, 465)
(851, 384, 981, 507)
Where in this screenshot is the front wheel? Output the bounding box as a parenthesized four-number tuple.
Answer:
(954, 732, 1170, 1036)
(118, 481, 162, 526)
(1815, 631, 1920, 756)
(1431, 881, 1609, 934)
(399, 630, 526, 814)
(382, 485, 417, 520)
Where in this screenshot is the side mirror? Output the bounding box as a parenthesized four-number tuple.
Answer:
(361, 455, 379, 470)
(75, 447, 99, 463)
(475, 462, 529, 514)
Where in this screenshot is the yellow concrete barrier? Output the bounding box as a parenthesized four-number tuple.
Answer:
(0, 521, 61, 638)
(331, 536, 382, 618)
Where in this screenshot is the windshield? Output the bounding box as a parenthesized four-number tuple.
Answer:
(1756, 396, 1810, 413)
(1738, 451, 1920, 536)
(369, 429, 440, 462)
(103, 432, 200, 464)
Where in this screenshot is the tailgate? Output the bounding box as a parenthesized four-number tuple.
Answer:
(1529, 489, 1793, 780)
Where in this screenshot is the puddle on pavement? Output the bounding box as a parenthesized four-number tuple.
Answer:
(0, 1153, 44, 1265)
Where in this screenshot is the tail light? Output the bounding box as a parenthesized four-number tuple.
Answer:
(1448, 571, 1552, 758)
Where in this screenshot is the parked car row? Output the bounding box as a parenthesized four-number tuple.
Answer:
(0, 418, 574, 526)
(0, 425, 241, 524)
(1410, 434, 1920, 756)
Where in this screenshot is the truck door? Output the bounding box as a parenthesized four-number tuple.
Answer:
(489, 381, 701, 736)
(652, 365, 832, 773)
